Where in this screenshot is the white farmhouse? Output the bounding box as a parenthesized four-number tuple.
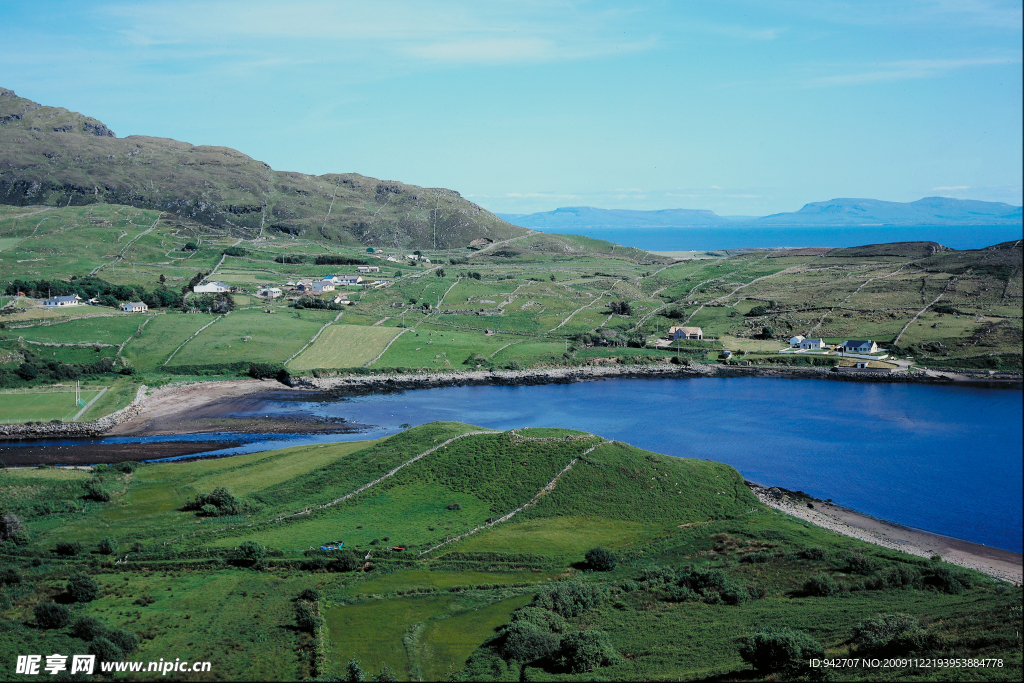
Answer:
(799, 338, 827, 350)
(193, 281, 230, 293)
(336, 275, 362, 286)
(841, 340, 879, 354)
(43, 295, 82, 307)
(789, 335, 805, 347)
(357, 266, 380, 273)
(120, 301, 148, 313)
(257, 287, 282, 298)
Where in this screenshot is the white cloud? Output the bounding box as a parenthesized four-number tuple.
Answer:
(805, 56, 1020, 87)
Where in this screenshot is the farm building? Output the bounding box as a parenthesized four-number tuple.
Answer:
(43, 295, 82, 307)
(789, 335, 805, 347)
(357, 266, 380, 273)
(120, 301, 148, 313)
(257, 287, 282, 298)
(800, 338, 827, 350)
(841, 340, 879, 353)
(332, 294, 354, 305)
(668, 326, 703, 340)
(193, 281, 230, 293)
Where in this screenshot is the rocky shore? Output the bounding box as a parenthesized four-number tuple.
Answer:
(749, 484, 1022, 584)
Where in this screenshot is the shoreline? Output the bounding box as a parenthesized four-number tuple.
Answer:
(748, 483, 1022, 584)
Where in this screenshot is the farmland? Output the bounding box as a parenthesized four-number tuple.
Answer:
(0, 423, 1019, 681)
(1, 202, 1021, 423)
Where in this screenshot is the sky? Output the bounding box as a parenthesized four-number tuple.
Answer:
(1, 0, 1021, 216)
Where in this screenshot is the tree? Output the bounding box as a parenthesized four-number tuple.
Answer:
(331, 549, 361, 572)
(0, 567, 22, 585)
(296, 602, 318, 633)
(67, 573, 101, 602)
(738, 627, 823, 674)
(344, 658, 365, 682)
(585, 547, 617, 571)
(558, 629, 620, 673)
(550, 274, 556, 281)
(72, 616, 109, 641)
(236, 541, 266, 565)
(34, 602, 72, 629)
(55, 540, 83, 556)
(502, 621, 560, 662)
(370, 665, 398, 682)
(97, 536, 119, 555)
(298, 588, 320, 602)
(106, 629, 139, 654)
(760, 326, 775, 339)
(852, 613, 924, 656)
(803, 573, 839, 597)
(436, 268, 445, 277)
(0, 512, 25, 541)
(89, 637, 125, 663)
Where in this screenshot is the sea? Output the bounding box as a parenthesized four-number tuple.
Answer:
(8, 378, 1021, 553)
(530, 224, 1023, 252)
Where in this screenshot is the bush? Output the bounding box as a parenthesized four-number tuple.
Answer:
(330, 550, 361, 572)
(0, 567, 21, 585)
(298, 588, 320, 602)
(501, 621, 560, 662)
(558, 629, 621, 673)
(67, 573, 101, 602)
(112, 461, 136, 473)
(739, 627, 823, 673)
(97, 536, 119, 555)
(923, 564, 971, 595)
(314, 255, 368, 266)
(867, 565, 921, 590)
(34, 602, 72, 629)
(89, 637, 125, 663)
(55, 541, 83, 556)
(746, 305, 769, 317)
(296, 602, 319, 633)
(852, 613, 924, 656)
(248, 362, 281, 380)
(446, 503, 461, 511)
(1, 513, 25, 541)
(799, 547, 827, 560)
(185, 487, 256, 517)
(846, 552, 878, 574)
(302, 556, 329, 572)
(585, 547, 617, 572)
(106, 629, 139, 654)
(509, 607, 567, 633)
(803, 573, 840, 597)
(274, 254, 305, 264)
(533, 581, 606, 618)
(71, 616, 109, 641)
(223, 247, 246, 257)
(236, 541, 266, 565)
(84, 479, 111, 502)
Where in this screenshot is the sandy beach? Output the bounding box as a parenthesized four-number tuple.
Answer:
(749, 484, 1022, 584)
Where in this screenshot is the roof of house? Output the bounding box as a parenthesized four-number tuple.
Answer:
(844, 340, 872, 346)
(47, 295, 80, 303)
(668, 326, 702, 334)
(124, 301, 146, 307)
(790, 335, 805, 341)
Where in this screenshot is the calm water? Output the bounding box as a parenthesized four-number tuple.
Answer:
(535, 225, 1023, 251)
(7, 378, 1021, 552)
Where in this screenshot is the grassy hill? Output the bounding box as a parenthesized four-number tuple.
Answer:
(0, 423, 1018, 680)
(0, 87, 525, 250)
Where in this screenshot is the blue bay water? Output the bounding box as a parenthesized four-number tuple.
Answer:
(534, 225, 1023, 251)
(7, 378, 1020, 552)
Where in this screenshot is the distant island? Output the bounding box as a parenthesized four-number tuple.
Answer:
(499, 197, 1023, 229)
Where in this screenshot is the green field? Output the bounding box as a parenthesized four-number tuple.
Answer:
(0, 387, 105, 422)
(0, 423, 1019, 681)
(289, 324, 401, 370)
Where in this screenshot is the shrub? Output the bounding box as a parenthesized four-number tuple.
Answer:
(846, 552, 878, 574)
(509, 607, 567, 633)
(533, 581, 606, 618)
(112, 461, 136, 473)
(585, 547, 617, 572)
(296, 602, 319, 633)
(106, 629, 139, 654)
(34, 602, 72, 629)
(330, 550, 361, 572)
(923, 564, 971, 595)
(803, 573, 840, 597)
(799, 547, 827, 560)
(446, 503, 461, 511)
(55, 541, 83, 556)
(67, 573, 101, 602)
(746, 305, 769, 317)
(248, 362, 281, 380)
(314, 255, 367, 266)
(0, 566, 21, 585)
(501, 621, 560, 662)
(84, 479, 111, 502)
(867, 565, 921, 590)
(0, 513, 25, 541)
(558, 629, 621, 673)
(223, 247, 246, 257)
(852, 613, 924, 656)
(89, 637, 125, 663)
(739, 627, 823, 673)
(302, 557, 329, 572)
(71, 616, 109, 641)
(185, 487, 256, 517)
(298, 588, 320, 602)
(236, 541, 266, 565)
(97, 537, 119, 555)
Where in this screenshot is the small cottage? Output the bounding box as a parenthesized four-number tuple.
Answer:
(120, 301, 148, 313)
(841, 340, 879, 354)
(668, 326, 703, 340)
(799, 338, 827, 350)
(43, 295, 82, 307)
(193, 281, 230, 293)
(789, 335, 805, 347)
(357, 266, 380, 273)
(312, 281, 335, 293)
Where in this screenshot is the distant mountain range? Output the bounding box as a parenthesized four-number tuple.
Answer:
(499, 197, 1023, 229)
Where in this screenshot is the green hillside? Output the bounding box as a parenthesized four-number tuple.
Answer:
(0, 424, 1019, 680)
(0, 87, 524, 250)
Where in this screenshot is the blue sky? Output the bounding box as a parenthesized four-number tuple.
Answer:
(1, 0, 1021, 215)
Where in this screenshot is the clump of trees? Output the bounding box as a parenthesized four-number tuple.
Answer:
(608, 300, 632, 315)
(274, 254, 305, 264)
(223, 246, 246, 257)
(314, 255, 367, 266)
(184, 487, 258, 517)
(5, 277, 181, 309)
(185, 292, 235, 314)
(292, 296, 346, 310)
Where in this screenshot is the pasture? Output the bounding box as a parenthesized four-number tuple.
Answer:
(0, 386, 105, 423)
(289, 324, 401, 370)
(170, 309, 325, 366)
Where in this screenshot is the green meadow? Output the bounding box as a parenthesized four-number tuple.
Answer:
(0, 423, 1019, 681)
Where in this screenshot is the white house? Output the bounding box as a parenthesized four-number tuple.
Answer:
(386, 256, 400, 262)
(311, 281, 335, 293)
(257, 287, 282, 298)
(193, 281, 230, 293)
(332, 294, 354, 305)
(668, 326, 703, 340)
(789, 335, 806, 347)
(357, 266, 380, 273)
(120, 301, 148, 313)
(43, 295, 82, 307)
(336, 275, 362, 286)
(800, 338, 827, 350)
(841, 340, 879, 354)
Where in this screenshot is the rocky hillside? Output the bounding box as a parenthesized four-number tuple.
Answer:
(0, 88, 526, 249)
